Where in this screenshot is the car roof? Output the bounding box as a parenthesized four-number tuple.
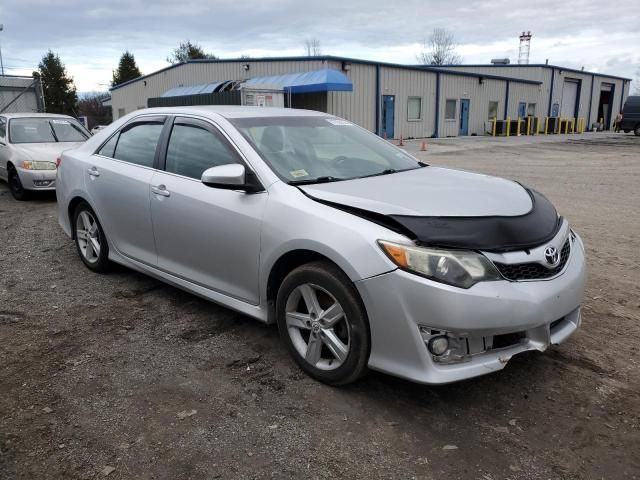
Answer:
(131, 106, 332, 119)
(1, 112, 77, 119)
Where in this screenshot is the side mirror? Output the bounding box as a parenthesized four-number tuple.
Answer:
(201, 164, 262, 193)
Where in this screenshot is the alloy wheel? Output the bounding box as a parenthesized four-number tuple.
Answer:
(76, 210, 101, 263)
(285, 283, 350, 371)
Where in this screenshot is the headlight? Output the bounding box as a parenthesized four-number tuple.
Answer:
(21, 160, 57, 170)
(378, 240, 502, 288)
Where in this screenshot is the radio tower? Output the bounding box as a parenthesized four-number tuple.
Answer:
(518, 31, 532, 64)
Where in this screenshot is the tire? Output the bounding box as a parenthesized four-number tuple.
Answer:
(73, 202, 110, 272)
(7, 165, 29, 201)
(623, 130, 630, 133)
(276, 261, 370, 386)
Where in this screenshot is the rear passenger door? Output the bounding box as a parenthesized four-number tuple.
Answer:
(149, 116, 266, 304)
(86, 115, 167, 266)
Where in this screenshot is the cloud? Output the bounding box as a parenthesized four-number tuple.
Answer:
(1, 0, 638, 91)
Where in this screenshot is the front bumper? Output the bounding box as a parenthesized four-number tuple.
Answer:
(17, 167, 57, 190)
(356, 234, 586, 384)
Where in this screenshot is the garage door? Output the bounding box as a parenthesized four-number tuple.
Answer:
(561, 80, 579, 117)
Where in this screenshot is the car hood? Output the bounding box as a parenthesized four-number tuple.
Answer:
(300, 166, 532, 217)
(13, 142, 84, 162)
(300, 166, 561, 252)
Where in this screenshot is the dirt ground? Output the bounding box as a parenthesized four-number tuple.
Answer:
(1, 132, 639, 480)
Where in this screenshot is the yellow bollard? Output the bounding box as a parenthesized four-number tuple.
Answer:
(506, 117, 511, 137)
(537, 117, 542, 135)
(517, 117, 522, 136)
(527, 117, 531, 136)
(565, 118, 569, 135)
(492, 117, 497, 137)
(544, 117, 549, 135)
(571, 118, 575, 134)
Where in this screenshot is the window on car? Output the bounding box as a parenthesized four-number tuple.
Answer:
(407, 97, 422, 121)
(445, 100, 457, 120)
(0, 117, 6, 139)
(165, 123, 238, 179)
(113, 121, 164, 168)
(98, 134, 119, 158)
(488, 101, 499, 120)
(8, 117, 89, 144)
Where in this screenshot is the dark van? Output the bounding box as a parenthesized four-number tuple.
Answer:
(620, 96, 640, 136)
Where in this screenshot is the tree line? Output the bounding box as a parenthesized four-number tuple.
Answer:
(37, 30, 461, 126)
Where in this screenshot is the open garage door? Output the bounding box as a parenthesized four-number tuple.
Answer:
(561, 79, 579, 118)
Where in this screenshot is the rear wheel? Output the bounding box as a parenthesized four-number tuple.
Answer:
(73, 202, 110, 272)
(8, 165, 29, 201)
(276, 261, 370, 386)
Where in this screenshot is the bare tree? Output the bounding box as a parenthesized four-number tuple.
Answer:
(417, 28, 462, 65)
(305, 38, 322, 57)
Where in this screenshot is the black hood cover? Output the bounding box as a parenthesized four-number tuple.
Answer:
(390, 189, 561, 251)
(306, 187, 561, 252)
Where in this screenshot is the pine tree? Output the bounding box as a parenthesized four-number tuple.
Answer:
(112, 51, 142, 86)
(38, 51, 77, 116)
(167, 41, 217, 64)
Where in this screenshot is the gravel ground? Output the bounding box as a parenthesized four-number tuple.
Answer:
(1, 132, 639, 480)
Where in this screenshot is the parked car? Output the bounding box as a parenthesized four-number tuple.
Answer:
(0, 113, 90, 200)
(91, 125, 108, 135)
(620, 95, 640, 135)
(56, 107, 586, 386)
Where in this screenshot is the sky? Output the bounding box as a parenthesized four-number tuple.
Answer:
(1, 0, 639, 93)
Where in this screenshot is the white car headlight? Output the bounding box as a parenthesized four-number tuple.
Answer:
(21, 160, 57, 170)
(379, 240, 502, 288)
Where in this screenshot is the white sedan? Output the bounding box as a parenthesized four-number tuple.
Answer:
(0, 113, 90, 200)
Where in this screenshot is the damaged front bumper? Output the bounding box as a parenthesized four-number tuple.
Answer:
(355, 233, 587, 385)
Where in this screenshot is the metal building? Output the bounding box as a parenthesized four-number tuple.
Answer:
(110, 56, 631, 139)
(0, 75, 45, 114)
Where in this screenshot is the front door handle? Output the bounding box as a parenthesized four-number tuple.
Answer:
(151, 184, 170, 197)
(87, 167, 100, 177)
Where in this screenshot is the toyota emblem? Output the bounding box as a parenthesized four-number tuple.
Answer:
(544, 246, 560, 266)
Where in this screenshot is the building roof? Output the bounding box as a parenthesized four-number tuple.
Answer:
(110, 55, 630, 92)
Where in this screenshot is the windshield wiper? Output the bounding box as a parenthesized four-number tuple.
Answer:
(48, 122, 59, 142)
(289, 176, 345, 185)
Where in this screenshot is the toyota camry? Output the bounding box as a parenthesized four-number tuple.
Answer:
(56, 106, 586, 385)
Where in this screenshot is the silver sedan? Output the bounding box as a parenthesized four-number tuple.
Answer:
(0, 113, 89, 200)
(56, 106, 586, 386)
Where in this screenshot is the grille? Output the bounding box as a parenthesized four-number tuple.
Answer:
(495, 239, 571, 281)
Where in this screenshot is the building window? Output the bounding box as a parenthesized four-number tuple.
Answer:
(118, 108, 125, 118)
(445, 99, 457, 120)
(527, 103, 536, 116)
(407, 97, 422, 121)
(488, 101, 499, 120)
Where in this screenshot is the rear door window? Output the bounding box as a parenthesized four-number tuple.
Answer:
(113, 121, 164, 168)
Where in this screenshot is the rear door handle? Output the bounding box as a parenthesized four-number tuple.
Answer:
(87, 167, 100, 177)
(151, 184, 170, 197)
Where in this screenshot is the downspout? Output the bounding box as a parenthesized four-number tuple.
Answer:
(619, 81, 626, 113)
(504, 80, 510, 118)
(587, 74, 594, 127)
(375, 64, 380, 135)
(434, 72, 440, 138)
(547, 68, 555, 116)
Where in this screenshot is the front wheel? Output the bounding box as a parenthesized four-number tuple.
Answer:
(8, 166, 29, 201)
(73, 203, 110, 272)
(276, 261, 370, 386)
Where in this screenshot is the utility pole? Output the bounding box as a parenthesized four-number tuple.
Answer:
(0, 24, 4, 75)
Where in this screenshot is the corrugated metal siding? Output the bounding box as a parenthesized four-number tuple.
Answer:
(506, 82, 544, 119)
(326, 62, 376, 131)
(377, 66, 436, 138)
(112, 59, 332, 118)
(439, 75, 509, 137)
(0, 76, 40, 113)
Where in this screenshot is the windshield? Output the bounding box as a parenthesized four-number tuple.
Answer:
(9, 117, 90, 144)
(230, 116, 422, 183)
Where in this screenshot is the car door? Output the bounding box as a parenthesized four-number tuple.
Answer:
(0, 116, 8, 180)
(149, 116, 267, 304)
(85, 115, 167, 266)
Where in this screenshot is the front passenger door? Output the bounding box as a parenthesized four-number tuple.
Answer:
(150, 117, 267, 304)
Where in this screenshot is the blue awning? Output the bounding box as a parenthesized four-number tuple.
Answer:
(243, 68, 352, 94)
(161, 82, 223, 97)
